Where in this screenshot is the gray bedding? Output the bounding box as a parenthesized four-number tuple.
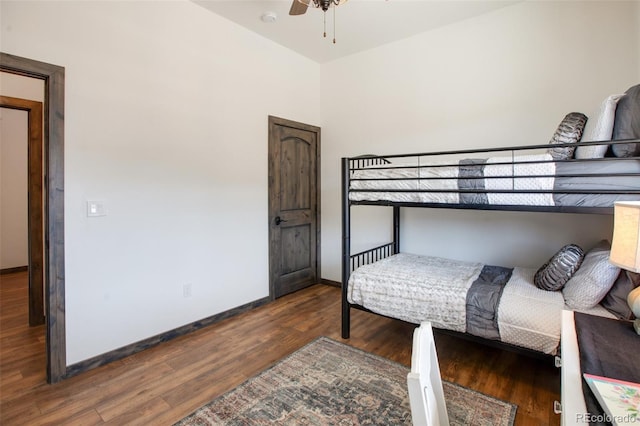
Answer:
(349, 154, 640, 207)
(465, 265, 513, 340)
(552, 159, 640, 207)
(458, 158, 488, 204)
(348, 253, 515, 343)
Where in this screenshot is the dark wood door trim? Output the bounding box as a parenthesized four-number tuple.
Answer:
(268, 116, 321, 300)
(0, 95, 45, 326)
(1, 52, 66, 383)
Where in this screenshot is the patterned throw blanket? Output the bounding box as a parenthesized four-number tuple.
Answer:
(348, 253, 512, 340)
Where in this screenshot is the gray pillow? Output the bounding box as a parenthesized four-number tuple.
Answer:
(611, 84, 640, 157)
(600, 270, 640, 320)
(534, 244, 585, 291)
(562, 240, 620, 310)
(547, 112, 588, 160)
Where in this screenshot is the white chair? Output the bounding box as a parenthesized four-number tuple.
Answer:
(407, 322, 450, 426)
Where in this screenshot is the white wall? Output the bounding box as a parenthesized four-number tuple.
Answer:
(0, 73, 44, 270)
(320, 1, 639, 280)
(1, 0, 321, 364)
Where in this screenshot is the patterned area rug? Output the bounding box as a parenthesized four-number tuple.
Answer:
(175, 336, 516, 426)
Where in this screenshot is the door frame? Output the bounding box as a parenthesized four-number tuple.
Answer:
(267, 115, 321, 300)
(0, 95, 45, 326)
(0, 52, 66, 383)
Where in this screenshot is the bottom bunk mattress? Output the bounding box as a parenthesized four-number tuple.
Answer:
(346, 253, 612, 355)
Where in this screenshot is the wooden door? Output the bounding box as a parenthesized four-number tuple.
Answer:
(268, 116, 320, 299)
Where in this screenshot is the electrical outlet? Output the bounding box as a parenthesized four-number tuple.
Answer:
(183, 283, 192, 298)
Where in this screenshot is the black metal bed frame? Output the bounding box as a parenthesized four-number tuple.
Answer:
(340, 139, 640, 355)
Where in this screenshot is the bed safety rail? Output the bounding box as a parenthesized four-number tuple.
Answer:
(350, 242, 396, 273)
(344, 139, 640, 214)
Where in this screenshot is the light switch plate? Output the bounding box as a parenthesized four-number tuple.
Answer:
(87, 200, 106, 217)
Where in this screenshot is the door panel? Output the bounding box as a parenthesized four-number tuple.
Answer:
(280, 224, 311, 275)
(280, 137, 311, 211)
(268, 116, 320, 299)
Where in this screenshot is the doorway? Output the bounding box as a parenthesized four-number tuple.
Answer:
(268, 116, 321, 299)
(0, 52, 66, 383)
(0, 96, 45, 326)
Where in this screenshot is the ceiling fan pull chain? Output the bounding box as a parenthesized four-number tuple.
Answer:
(333, 5, 336, 43)
(323, 11, 327, 38)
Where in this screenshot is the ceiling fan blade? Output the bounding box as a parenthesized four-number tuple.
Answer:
(289, 0, 308, 15)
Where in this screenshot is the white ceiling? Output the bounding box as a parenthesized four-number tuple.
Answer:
(193, 0, 520, 63)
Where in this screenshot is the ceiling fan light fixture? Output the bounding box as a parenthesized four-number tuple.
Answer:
(297, 0, 348, 12)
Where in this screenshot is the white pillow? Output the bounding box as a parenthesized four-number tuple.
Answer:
(562, 240, 620, 309)
(575, 94, 624, 159)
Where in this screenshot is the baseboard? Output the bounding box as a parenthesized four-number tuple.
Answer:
(0, 266, 28, 275)
(320, 278, 340, 287)
(64, 295, 271, 379)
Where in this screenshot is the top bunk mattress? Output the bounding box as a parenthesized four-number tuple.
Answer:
(348, 153, 640, 208)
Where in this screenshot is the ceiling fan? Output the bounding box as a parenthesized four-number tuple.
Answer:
(289, 0, 348, 16)
(289, 0, 349, 43)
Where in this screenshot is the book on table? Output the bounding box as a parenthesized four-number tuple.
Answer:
(583, 373, 640, 425)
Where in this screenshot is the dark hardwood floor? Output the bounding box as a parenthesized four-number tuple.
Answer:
(0, 271, 560, 425)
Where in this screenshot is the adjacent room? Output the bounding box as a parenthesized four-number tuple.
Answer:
(1, 0, 639, 424)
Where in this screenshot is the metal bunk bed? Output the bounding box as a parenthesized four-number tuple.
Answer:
(340, 139, 640, 356)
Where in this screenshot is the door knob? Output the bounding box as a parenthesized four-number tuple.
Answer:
(275, 216, 288, 225)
